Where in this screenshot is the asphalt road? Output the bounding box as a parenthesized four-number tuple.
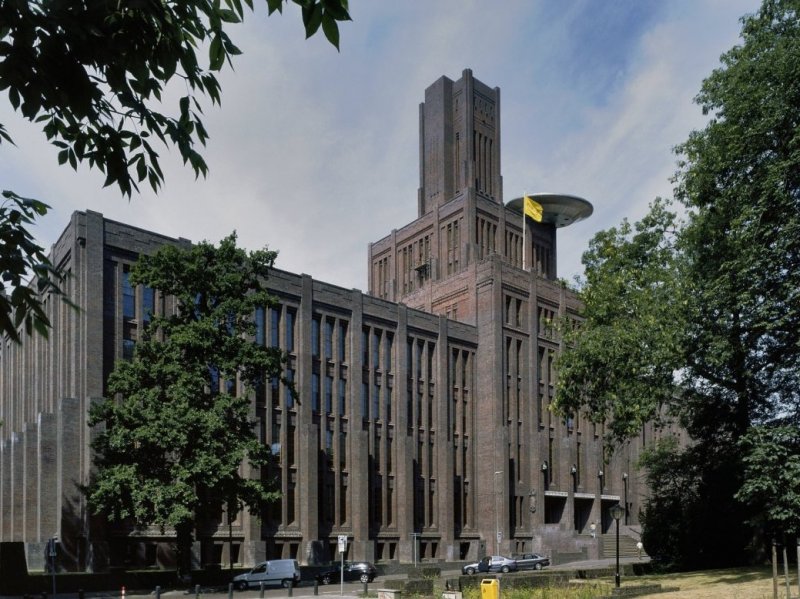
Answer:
(2, 557, 648, 599)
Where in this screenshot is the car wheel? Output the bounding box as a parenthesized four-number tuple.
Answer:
(501, 565, 510, 573)
(465, 567, 476, 575)
(322, 574, 332, 585)
(281, 579, 292, 589)
(534, 563, 543, 570)
(360, 573, 370, 584)
(235, 582, 248, 592)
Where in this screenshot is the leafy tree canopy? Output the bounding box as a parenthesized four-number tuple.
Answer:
(557, 0, 800, 567)
(737, 426, 800, 537)
(88, 233, 290, 573)
(554, 199, 685, 445)
(676, 0, 800, 441)
(0, 192, 72, 343)
(0, 0, 350, 343)
(1, 0, 350, 195)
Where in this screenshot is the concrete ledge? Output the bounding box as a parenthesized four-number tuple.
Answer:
(601, 584, 680, 598)
(377, 589, 402, 599)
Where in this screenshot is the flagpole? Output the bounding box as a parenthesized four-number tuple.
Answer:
(522, 192, 527, 271)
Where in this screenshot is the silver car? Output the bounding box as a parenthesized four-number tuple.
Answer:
(461, 555, 518, 575)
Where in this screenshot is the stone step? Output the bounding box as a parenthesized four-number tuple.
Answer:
(600, 534, 647, 559)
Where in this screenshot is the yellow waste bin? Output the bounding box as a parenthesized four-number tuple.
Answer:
(480, 578, 499, 599)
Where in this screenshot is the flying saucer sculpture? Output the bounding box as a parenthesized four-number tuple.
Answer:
(506, 193, 593, 228)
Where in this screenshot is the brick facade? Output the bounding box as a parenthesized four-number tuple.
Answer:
(0, 70, 682, 571)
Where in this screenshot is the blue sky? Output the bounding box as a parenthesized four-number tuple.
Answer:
(0, 0, 760, 291)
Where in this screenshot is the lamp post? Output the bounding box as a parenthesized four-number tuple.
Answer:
(48, 534, 58, 597)
(622, 472, 629, 525)
(609, 503, 625, 588)
(494, 471, 503, 554)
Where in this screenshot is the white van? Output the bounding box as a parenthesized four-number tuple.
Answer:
(233, 559, 301, 590)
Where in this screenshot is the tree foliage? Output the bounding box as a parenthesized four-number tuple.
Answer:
(0, 0, 351, 196)
(0, 192, 72, 342)
(554, 199, 685, 444)
(676, 0, 800, 441)
(557, 0, 800, 568)
(0, 0, 350, 343)
(737, 426, 800, 537)
(88, 233, 289, 573)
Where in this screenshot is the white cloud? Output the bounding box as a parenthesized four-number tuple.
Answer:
(0, 0, 761, 291)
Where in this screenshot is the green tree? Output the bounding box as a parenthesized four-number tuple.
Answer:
(554, 199, 685, 445)
(0, 0, 350, 343)
(675, 0, 800, 443)
(88, 233, 289, 575)
(0, 192, 72, 342)
(637, 438, 701, 569)
(673, 0, 800, 561)
(737, 426, 800, 538)
(557, 0, 800, 568)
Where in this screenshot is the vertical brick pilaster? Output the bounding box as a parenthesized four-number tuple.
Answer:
(38, 412, 58, 542)
(435, 316, 456, 560)
(1, 440, 9, 541)
(297, 275, 321, 564)
(394, 305, 415, 562)
(24, 422, 38, 540)
(58, 397, 82, 570)
(11, 433, 23, 541)
(348, 289, 371, 562)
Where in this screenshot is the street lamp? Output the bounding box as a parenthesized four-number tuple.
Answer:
(494, 471, 503, 554)
(48, 534, 59, 596)
(609, 503, 625, 588)
(622, 472, 629, 525)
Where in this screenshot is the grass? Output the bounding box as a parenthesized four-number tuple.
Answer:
(452, 567, 799, 599)
(460, 581, 611, 599)
(631, 566, 799, 599)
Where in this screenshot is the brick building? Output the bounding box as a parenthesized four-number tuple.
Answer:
(0, 70, 674, 571)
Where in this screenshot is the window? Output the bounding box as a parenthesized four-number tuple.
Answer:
(286, 309, 295, 352)
(271, 376, 280, 408)
(286, 369, 295, 408)
(142, 286, 155, 327)
(209, 366, 220, 396)
(311, 373, 320, 413)
(312, 317, 321, 358)
(384, 384, 392, 424)
(384, 333, 393, 372)
(324, 319, 334, 360)
(270, 308, 281, 348)
(361, 381, 369, 420)
(372, 330, 380, 369)
(338, 321, 348, 361)
(325, 375, 333, 414)
(271, 420, 281, 462)
(338, 378, 347, 415)
(255, 307, 266, 346)
(122, 265, 135, 321)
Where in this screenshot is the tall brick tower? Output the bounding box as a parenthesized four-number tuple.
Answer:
(367, 69, 642, 562)
(418, 70, 502, 215)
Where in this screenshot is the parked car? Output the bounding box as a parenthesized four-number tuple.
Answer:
(316, 561, 377, 584)
(461, 555, 518, 575)
(512, 553, 550, 570)
(233, 559, 301, 590)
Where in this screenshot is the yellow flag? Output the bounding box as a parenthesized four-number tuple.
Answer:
(524, 195, 543, 222)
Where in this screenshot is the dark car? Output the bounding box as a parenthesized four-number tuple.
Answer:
(316, 561, 377, 584)
(512, 552, 550, 570)
(461, 555, 518, 575)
